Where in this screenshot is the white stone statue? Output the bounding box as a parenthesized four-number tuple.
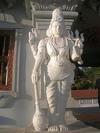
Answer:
(29, 8, 84, 132)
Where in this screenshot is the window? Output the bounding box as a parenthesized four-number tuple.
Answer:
(0, 30, 15, 91)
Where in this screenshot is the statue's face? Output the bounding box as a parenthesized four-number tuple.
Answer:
(52, 21, 64, 37)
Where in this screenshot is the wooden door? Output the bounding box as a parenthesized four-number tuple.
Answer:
(0, 30, 15, 91)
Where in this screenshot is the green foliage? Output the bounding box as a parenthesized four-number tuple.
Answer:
(72, 67, 100, 90)
(83, 67, 100, 80)
(72, 79, 95, 90)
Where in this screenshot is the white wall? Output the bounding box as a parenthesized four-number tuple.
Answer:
(0, 27, 36, 128)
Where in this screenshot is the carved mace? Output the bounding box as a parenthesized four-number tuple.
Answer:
(32, 80, 47, 131)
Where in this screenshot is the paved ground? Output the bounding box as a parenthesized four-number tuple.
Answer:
(24, 119, 100, 133)
(0, 122, 99, 133)
(0, 106, 100, 133)
(0, 111, 100, 133)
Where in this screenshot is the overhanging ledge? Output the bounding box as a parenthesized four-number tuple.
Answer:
(31, 1, 78, 19)
(31, 10, 78, 19)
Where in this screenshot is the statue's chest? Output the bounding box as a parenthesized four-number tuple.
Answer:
(46, 40, 69, 57)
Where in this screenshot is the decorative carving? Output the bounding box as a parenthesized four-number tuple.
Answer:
(29, 8, 84, 131)
(31, 0, 80, 11)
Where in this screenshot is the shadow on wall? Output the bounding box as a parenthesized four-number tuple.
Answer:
(0, 95, 16, 108)
(0, 116, 16, 125)
(0, 0, 29, 23)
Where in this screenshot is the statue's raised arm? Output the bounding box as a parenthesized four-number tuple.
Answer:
(29, 28, 39, 58)
(67, 30, 84, 65)
(74, 31, 84, 64)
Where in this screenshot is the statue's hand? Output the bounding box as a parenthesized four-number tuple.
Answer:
(67, 29, 84, 43)
(77, 58, 83, 65)
(75, 30, 84, 47)
(29, 28, 39, 57)
(70, 30, 84, 64)
(29, 28, 38, 45)
(75, 29, 84, 42)
(31, 70, 40, 83)
(74, 30, 84, 55)
(29, 29, 35, 44)
(80, 33, 84, 43)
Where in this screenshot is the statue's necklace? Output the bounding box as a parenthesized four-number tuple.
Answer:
(52, 37, 65, 48)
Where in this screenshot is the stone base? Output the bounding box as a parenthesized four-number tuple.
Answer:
(0, 111, 100, 133)
(24, 110, 100, 133)
(0, 124, 99, 133)
(24, 122, 100, 133)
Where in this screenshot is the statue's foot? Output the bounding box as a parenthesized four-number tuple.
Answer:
(59, 124, 68, 132)
(48, 125, 59, 132)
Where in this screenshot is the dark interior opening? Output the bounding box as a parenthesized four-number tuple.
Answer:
(81, 27, 100, 67)
(0, 35, 10, 85)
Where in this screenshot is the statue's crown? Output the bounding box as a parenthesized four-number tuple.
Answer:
(51, 8, 64, 22)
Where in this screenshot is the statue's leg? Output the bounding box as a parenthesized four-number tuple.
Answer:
(57, 79, 71, 131)
(46, 80, 60, 131)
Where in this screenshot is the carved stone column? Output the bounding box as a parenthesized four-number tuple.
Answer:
(25, 0, 32, 18)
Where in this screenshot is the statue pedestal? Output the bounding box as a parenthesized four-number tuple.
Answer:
(24, 121, 100, 133)
(25, 108, 100, 132)
(25, 110, 78, 133)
